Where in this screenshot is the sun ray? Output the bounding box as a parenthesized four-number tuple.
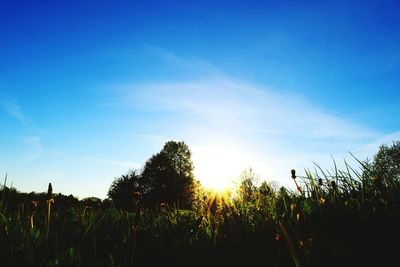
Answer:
(192, 145, 245, 192)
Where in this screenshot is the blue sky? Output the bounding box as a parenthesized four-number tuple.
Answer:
(1, 0, 400, 198)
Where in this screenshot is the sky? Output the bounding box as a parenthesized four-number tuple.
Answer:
(1, 0, 400, 198)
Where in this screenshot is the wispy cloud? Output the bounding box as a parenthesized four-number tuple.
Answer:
(354, 131, 400, 159)
(110, 77, 378, 141)
(20, 136, 44, 160)
(103, 75, 386, 186)
(83, 156, 141, 169)
(145, 44, 224, 76)
(132, 133, 170, 143)
(98, 49, 397, 187)
(1, 99, 31, 124)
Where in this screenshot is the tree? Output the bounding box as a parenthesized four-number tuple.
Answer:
(373, 141, 400, 179)
(367, 141, 400, 186)
(81, 197, 102, 209)
(107, 170, 142, 210)
(141, 141, 195, 209)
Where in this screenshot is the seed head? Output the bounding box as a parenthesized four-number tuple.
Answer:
(47, 183, 53, 197)
(291, 169, 296, 179)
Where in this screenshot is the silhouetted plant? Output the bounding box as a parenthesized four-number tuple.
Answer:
(107, 169, 142, 210)
(2, 140, 400, 266)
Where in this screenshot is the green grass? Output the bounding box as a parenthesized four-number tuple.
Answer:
(1, 162, 400, 267)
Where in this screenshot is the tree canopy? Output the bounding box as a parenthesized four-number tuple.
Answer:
(107, 170, 142, 210)
(108, 141, 196, 210)
(371, 141, 400, 179)
(141, 141, 195, 208)
(365, 141, 400, 187)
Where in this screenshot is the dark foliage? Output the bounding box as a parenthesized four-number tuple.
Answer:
(107, 141, 196, 210)
(141, 141, 195, 209)
(107, 170, 142, 210)
(368, 140, 400, 183)
(2, 141, 400, 266)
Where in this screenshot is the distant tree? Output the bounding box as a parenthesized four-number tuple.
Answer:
(107, 170, 142, 210)
(81, 197, 103, 209)
(365, 141, 400, 187)
(370, 141, 400, 179)
(141, 141, 195, 209)
(54, 194, 80, 210)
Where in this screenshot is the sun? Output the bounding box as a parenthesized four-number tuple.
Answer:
(192, 145, 245, 192)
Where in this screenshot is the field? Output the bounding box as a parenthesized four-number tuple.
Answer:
(2, 1, 399, 266)
(1, 157, 400, 267)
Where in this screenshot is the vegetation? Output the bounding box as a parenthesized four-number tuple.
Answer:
(141, 141, 195, 209)
(1, 141, 400, 266)
(108, 141, 195, 210)
(107, 170, 142, 211)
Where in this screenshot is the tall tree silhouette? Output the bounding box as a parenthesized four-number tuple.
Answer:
(141, 141, 195, 209)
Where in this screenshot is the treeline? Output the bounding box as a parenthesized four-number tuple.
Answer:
(1, 141, 400, 266)
(0, 141, 196, 212)
(3, 140, 400, 214)
(0, 185, 108, 212)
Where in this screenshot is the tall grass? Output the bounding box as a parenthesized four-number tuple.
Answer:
(1, 159, 400, 266)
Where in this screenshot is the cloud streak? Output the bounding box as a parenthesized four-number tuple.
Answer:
(1, 99, 31, 124)
(145, 44, 224, 76)
(20, 136, 44, 160)
(83, 156, 141, 169)
(103, 75, 389, 187)
(110, 77, 378, 141)
(93, 48, 397, 188)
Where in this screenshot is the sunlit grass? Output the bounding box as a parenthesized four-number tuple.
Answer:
(205, 189, 233, 214)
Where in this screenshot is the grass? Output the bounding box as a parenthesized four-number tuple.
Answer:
(1, 161, 400, 267)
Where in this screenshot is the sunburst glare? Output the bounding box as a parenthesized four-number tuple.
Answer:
(192, 145, 246, 192)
